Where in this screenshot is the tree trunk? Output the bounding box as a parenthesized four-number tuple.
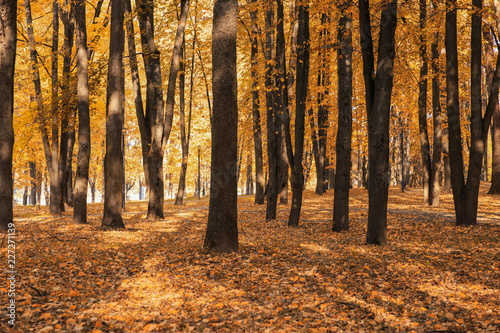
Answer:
(333, 5, 352, 232)
(176, 41, 189, 205)
(250, 1, 265, 205)
(60, 0, 75, 209)
(137, 0, 165, 220)
(204, 0, 238, 253)
(125, 0, 150, 193)
(30, 161, 37, 205)
(102, 0, 125, 228)
(418, 0, 432, 204)
(265, 1, 279, 221)
(73, 0, 91, 224)
(447, 0, 499, 225)
(288, 3, 309, 227)
(163, 0, 190, 148)
(363, 0, 398, 245)
(430, 0, 442, 206)
(487, 21, 500, 194)
(25, 0, 64, 216)
(0, 0, 16, 231)
(315, 13, 330, 196)
(276, 0, 289, 205)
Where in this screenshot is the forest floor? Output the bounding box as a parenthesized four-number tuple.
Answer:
(2, 185, 500, 333)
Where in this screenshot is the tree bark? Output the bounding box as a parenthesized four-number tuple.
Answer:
(249, 1, 265, 205)
(315, 13, 330, 196)
(102, 0, 126, 228)
(333, 5, 352, 232)
(175, 41, 190, 205)
(418, 0, 432, 205)
(60, 0, 75, 208)
(265, 1, 279, 221)
(125, 0, 150, 194)
(447, 0, 499, 225)
(73, 0, 91, 224)
(487, 23, 500, 194)
(163, 0, 190, 148)
(137, 0, 165, 220)
(288, 3, 309, 227)
(204, 0, 239, 253)
(363, 0, 398, 245)
(29, 161, 37, 205)
(430, 0, 442, 206)
(0, 0, 16, 231)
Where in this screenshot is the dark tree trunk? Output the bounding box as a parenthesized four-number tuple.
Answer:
(362, 0, 398, 245)
(204, 0, 239, 253)
(276, 0, 289, 205)
(446, 0, 498, 225)
(265, 1, 279, 221)
(29, 161, 37, 205)
(0, 0, 16, 231)
(102, 0, 125, 228)
(430, 0, 442, 206)
(176, 41, 190, 205)
(288, 3, 309, 227)
(60, 0, 75, 209)
(73, 0, 91, 224)
(25, 0, 64, 216)
(250, 1, 265, 205)
(315, 13, 330, 196)
(164, 0, 190, 148)
(418, 0, 432, 204)
(137, 0, 165, 220)
(125, 0, 150, 193)
(487, 22, 500, 194)
(333, 5, 352, 232)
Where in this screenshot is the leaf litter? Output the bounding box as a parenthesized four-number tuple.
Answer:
(2, 186, 500, 332)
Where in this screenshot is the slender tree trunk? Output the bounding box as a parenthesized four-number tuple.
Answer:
(265, 1, 279, 221)
(137, 0, 165, 220)
(25, 0, 63, 216)
(163, 0, 190, 148)
(288, 3, 309, 227)
(30, 161, 37, 205)
(60, 0, 75, 209)
(363, 0, 398, 245)
(276, 0, 289, 205)
(204, 0, 238, 253)
(250, 2, 265, 205)
(418, 0, 432, 204)
(176, 41, 189, 205)
(315, 13, 330, 196)
(102, 0, 125, 228)
(0, 0, 16, 231)
(125, 0, 150, 193)
(333, 5, 352, 232)
(430, 0, 442, 206)
(487, 22, 500, 194)
(73, 0, 91, 224)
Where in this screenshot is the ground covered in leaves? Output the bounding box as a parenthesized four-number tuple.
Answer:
(2, 185, 500, 332)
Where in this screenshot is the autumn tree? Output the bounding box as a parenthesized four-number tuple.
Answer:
(136, 0, 165, 219)
(204, 0, 239, 253)
(102, 0, 125, 228)
(333, 2, 353, 232)
(0, 0, 16, 232)
(265, 0, 279, 221)
(446, 0, 500, 225)
(24, 0, 64, 215)
(360, 0, 398, 244)
(286, 1, 309, 227)
(249, 0, 265, 205)
(73, 0, 91, 224)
